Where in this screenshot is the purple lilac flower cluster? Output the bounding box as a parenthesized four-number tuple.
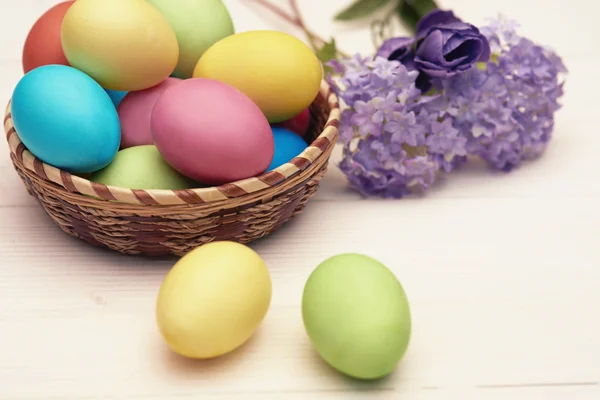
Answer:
(326, 13, 567, 197)
(451, 19, 567, 171)
(327, 55, 467, 198)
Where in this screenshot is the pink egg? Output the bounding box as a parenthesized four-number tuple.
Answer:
(273, 108, 311, 137)
(117, 77, 181, 149)
(151, 78, 274, 185)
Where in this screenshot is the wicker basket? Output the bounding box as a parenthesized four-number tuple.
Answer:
(4, 82, 340, 257)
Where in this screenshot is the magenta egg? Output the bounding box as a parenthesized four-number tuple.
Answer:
(118, 77, 181, 149)
(151, 78, 274, 185)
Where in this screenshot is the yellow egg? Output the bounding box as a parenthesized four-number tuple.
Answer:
(156, 241, 272, 359)
(193, 30, 323, 123)
(61, 0, 179, 91)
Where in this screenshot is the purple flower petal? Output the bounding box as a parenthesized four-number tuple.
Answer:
(444, 39, 481, 62)
(376, 37, 415, 61)
(413, 20, 491, 78)
(415, 30, 445, 62)
(417, 17, 567, 171)
(477, 37, 491, 61)
(416, 9, 462, 37)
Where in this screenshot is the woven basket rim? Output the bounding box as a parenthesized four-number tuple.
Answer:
(5, 80, 340, 206)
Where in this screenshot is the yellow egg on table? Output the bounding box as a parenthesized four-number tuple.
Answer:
(61, 0, 179, 91)
(156, 242, 272, 359)
(193, 30, 323, 123)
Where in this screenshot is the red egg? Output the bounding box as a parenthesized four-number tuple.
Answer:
(22, 1, 75, 74)
(273, 108, 311, 137)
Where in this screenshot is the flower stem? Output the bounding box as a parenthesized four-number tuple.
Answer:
(243, 0, 350, 58)
(397, 0, 438, 32)
(288, 0, 320, 52)
(405, 0, 438, 19)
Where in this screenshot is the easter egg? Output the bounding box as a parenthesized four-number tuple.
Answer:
(61, 0, 179, 91)
(156, 241, 272, 359)
(193, 30, 323, 123)
(147, 0, 234, 79)
(22, 1, 75, 74)
(90, 145, 194, 190)
(106, 90, 128, 108)
(151, 78, 274, 185)
(274, 108, 311, 137)
(11, 65, 121, 173)
(302, 254, 412, 380)
(267, 127, 308, 171)
(118, 78, 181, 149)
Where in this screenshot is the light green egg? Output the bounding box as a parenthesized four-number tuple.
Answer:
(302, 253, 412, 380)
(90, 145, 195, 190)
(148, 0, 234, 79)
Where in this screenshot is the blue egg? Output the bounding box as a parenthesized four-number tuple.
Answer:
(267, 127, 308, 171)
(106, 89, 128, 107)
(11, 65, 121, 173)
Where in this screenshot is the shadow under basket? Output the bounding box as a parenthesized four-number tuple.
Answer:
(5, 82, 340, 257)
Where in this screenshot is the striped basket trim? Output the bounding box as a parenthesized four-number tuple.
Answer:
(5, 81, 340, 206)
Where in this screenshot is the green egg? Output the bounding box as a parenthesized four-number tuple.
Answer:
(302, 254, 411, 380)
(148, 0, 234, 79)
(90, 145, 195, 190)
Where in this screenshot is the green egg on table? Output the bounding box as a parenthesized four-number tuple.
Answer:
(90, 145, 195, 190)
(302, 253, 411, 380)
(147, 0, 234, 79)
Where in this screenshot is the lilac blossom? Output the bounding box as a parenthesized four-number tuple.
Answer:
(326, 55, 468, 198)
(421, 17, 568, 171)
(324, 15, 567, 198)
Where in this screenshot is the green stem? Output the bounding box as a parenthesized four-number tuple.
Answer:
(406, 0, 438, 18)
(244, 0, 349, 59)
(371, 4, 400, 48)
(288, 0, 319, 53)
(397, 0, 439, 33)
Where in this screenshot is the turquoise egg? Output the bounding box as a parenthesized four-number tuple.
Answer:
(267, 127, 308, 171)
(106, 89, 128, 107)
(11, 65, 121, 173)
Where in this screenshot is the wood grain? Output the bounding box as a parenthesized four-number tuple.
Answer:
(1, 0, 599, 399)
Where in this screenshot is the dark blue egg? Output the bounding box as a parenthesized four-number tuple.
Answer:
(267, 127, 308, 171)
(106, 89, 128, 107)
(11, 65, 121, 173)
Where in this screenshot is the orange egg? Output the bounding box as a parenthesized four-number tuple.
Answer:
(22, 1, 75, 74)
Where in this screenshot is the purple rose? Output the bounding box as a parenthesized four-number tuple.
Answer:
(374, 9, 491, 89)
(414, 10, 491, 78)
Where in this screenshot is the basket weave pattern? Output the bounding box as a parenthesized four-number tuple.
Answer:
(5, 82, 340, 256)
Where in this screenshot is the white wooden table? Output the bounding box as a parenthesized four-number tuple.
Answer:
(1, 1, 599, 398)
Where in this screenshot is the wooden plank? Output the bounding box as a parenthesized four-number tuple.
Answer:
(0, 197, 598, 398)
